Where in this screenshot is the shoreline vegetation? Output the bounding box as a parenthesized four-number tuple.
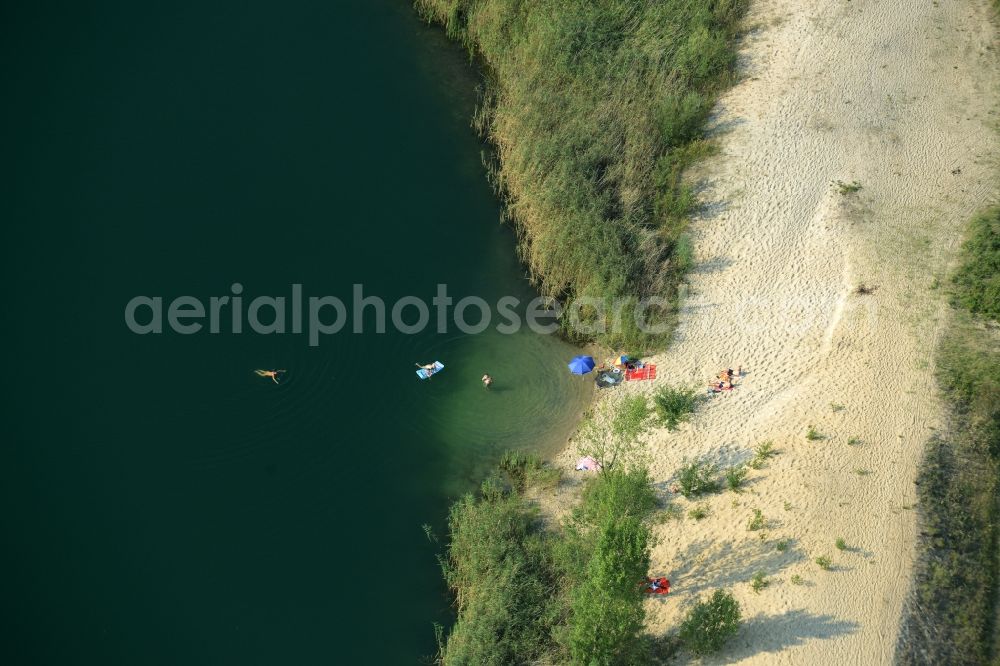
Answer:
(415, 0, 747, 349)
(430, 396, 742, 663)
(433, 454, 658, 664)
(897, 207, 1000, 665)
(432, 448, 741, 664)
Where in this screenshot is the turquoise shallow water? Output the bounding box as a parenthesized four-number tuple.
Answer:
(0, 1, 590, 663)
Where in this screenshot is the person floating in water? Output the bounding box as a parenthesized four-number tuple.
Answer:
(482, 373, 493, 388)
(255, 369, 285, 384)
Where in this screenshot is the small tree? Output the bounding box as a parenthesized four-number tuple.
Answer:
(578, 394, 652, 471)
(679, 589, 741, 656)
(568, 516, 651, 665)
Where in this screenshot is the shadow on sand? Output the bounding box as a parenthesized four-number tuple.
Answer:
(667, 537, 805, 597)
(718, 609, 860, 662)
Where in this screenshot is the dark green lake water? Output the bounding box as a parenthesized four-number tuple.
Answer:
(0, 2, 591, 663)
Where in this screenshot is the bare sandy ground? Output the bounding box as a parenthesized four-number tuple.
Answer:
(552, 0, 999, 662)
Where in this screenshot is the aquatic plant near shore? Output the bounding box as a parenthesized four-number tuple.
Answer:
(498, 450, 561, 491)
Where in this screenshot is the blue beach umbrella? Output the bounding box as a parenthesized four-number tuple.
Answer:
(568, 355, 596, 375)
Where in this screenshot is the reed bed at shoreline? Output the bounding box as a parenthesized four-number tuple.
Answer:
(416, 0, 747, 348)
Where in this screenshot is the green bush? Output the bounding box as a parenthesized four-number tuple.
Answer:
(749, 441, 776, 469)
(725, 465, 748, 492)
(653, 386, 701, 430)
(440, 464, 662, 665)
(747, 508, 765, 531)
(579, 394, 653, 471)
(679, 589, 741, 656)
(578, 467, 657, 526)
(834, 180, 862, 195)
(568, 516, 651, 665)
(677, 458, 720, 498)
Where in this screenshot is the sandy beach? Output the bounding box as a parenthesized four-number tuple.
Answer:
(554, 0, 999, 662)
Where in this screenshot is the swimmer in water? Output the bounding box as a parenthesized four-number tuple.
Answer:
(482, 373, 493, 388)
(416, 362, 437, 373)
(255, 369, 285, 384)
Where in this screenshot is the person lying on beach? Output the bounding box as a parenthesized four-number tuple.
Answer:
(708, 380, 735, 393)
(255, 369, 285, 384)
(645, 577, 670, 593)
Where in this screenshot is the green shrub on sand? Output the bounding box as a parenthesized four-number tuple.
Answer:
(679, 589, 741, 656)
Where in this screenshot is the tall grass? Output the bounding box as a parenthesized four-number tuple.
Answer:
(416, 0, 747, 347)
(897, 206, 1000, 666)
(438, 477, 556, 665)
(951, 207, 1000, 320)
